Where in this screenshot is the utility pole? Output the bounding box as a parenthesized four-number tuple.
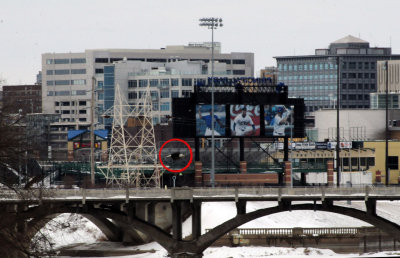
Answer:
(384, 61, 389, 185)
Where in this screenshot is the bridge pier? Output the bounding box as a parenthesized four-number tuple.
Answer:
(192, 201, 202, 239)
(366, 199, 377, 216)
(172, 201, 182, 240)
(236, 200, 247, 215)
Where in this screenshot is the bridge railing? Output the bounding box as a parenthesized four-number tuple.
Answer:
(207, 227, 376, 237)
(1, 186, 399, 201)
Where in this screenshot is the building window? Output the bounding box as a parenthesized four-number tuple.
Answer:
(364, 84, 369, 90)
(160, 103, 170, 111)
(79, 110, 87, 114)
(71, 58, 86, 64)
(110, 58, 123, 62)
(358, 84, 363, 89)
(171, 79, 179, 86)
(358, 73, 363, 78)
(128, 80, 137, 88)
(71, 79, 86, 85)
(388, 156, 398, 170)
(349, 95, 356, 100)
(233, 70, 245, 75)
(152, 102, 159, 111)
(364, 62, 369, 69)
(364, 95, 369, 100)
(232, 59, 245, 64)
(348, 73, 356, 79)
(341, 95, 347, 100)
(342, 73, 347, 79)
(150, 91, 158, 99)
(128, 92, 137, 99)
(349, 62, 356, 69)
(54, 59, 69, 64)
(342, 84, 347, 89)
(160, 90, 169, 98)
(370, 73, 376, 79)
(95, 58, 108, 63)
(55, 69, 70, 75)
(171, 90, 179, 98)
(182, 90, 191, 98)
(47, 81, 54, 86)
(97, 81, 104, 89)
(358, 62, 363, 69)
(182, 78, 192, 86)
(370, 84, 375, 90)
(358, 95, 363, 100)
(62, 110, 70, 114)
(55, 80, 70, 85)
(95, 69, 104, 74)
(139, 80, 148, 87)
(160, 79, 169, 87)
(79, 118, 87, 122)
(79, 101, 86, 106)
(71, 69, 86, 74)
(348, 84, 356, 89)
(150, 79, 159, 87)
(46, 70, 54, 75)
(46, 59, 53, 64)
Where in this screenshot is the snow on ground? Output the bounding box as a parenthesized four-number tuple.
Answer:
(47, 201, 400, 257)
(36, 213, 106, 249)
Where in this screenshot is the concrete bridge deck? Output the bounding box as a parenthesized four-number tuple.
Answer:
(1, 186, 400, 257)
(1, 186, 400, 203)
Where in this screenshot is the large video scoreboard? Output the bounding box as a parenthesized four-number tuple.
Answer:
(172, 80, 305, 139)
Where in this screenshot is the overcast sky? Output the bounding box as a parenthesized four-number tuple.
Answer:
(1, 0, 400, 85)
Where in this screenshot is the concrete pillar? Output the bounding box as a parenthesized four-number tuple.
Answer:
(284, 161, 292, 186)
(236, 200, 246, 215)
(375, 170, 381, 183)
(172, 201, 182, 241)
(239, 161, 247, 174)
(366, 199, 377, 216)
(194, 161, 203, 187)
(327, 160, 334, 186)
(192, 201, 202, 239)
(147, 202, 156, 225)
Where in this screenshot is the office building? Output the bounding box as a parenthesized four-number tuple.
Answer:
(41, 43, 253, 159)
(2, 84, 42, 115)
(275, 35, 400, 114)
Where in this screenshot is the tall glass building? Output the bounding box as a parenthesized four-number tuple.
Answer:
(275, 35, 400, 114)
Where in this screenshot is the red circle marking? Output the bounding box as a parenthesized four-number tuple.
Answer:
(159, 138, 193, 173)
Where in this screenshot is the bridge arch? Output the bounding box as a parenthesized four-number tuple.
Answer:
(25, 206, 127, 243)
(198, 203, 400, 253)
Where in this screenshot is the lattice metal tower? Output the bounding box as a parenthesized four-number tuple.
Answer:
(99, 84, 161, 187)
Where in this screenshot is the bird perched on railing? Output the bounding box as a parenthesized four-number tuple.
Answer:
(166, 152, 184, 161)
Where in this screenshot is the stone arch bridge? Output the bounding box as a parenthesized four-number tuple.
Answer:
(2, 187, 400, 257)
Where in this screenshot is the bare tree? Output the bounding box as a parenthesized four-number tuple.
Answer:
(0, 104, 56, 257)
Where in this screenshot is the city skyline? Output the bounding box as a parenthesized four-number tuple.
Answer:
(1, 0, 400, 85)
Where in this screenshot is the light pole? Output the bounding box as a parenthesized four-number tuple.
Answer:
(384, 61, 389, 185)
(329, 56, 341, 186)
(90, 76, 96, 186)
(336, 56, 341, 187)
(199, 17, 223, 188)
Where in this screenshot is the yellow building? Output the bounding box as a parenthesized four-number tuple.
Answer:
(364, 141, 400, 184)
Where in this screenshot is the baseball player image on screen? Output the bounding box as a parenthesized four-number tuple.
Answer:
(273, 106, 290, 136)
(198, 106, 224, 136)
(232, 107, 256, 136)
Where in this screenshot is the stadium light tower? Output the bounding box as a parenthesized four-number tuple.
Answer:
(199, 17, 223, 188)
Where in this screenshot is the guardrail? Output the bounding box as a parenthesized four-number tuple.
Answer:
(1, 186, 400, 201)
(206, 227, 376, 237)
